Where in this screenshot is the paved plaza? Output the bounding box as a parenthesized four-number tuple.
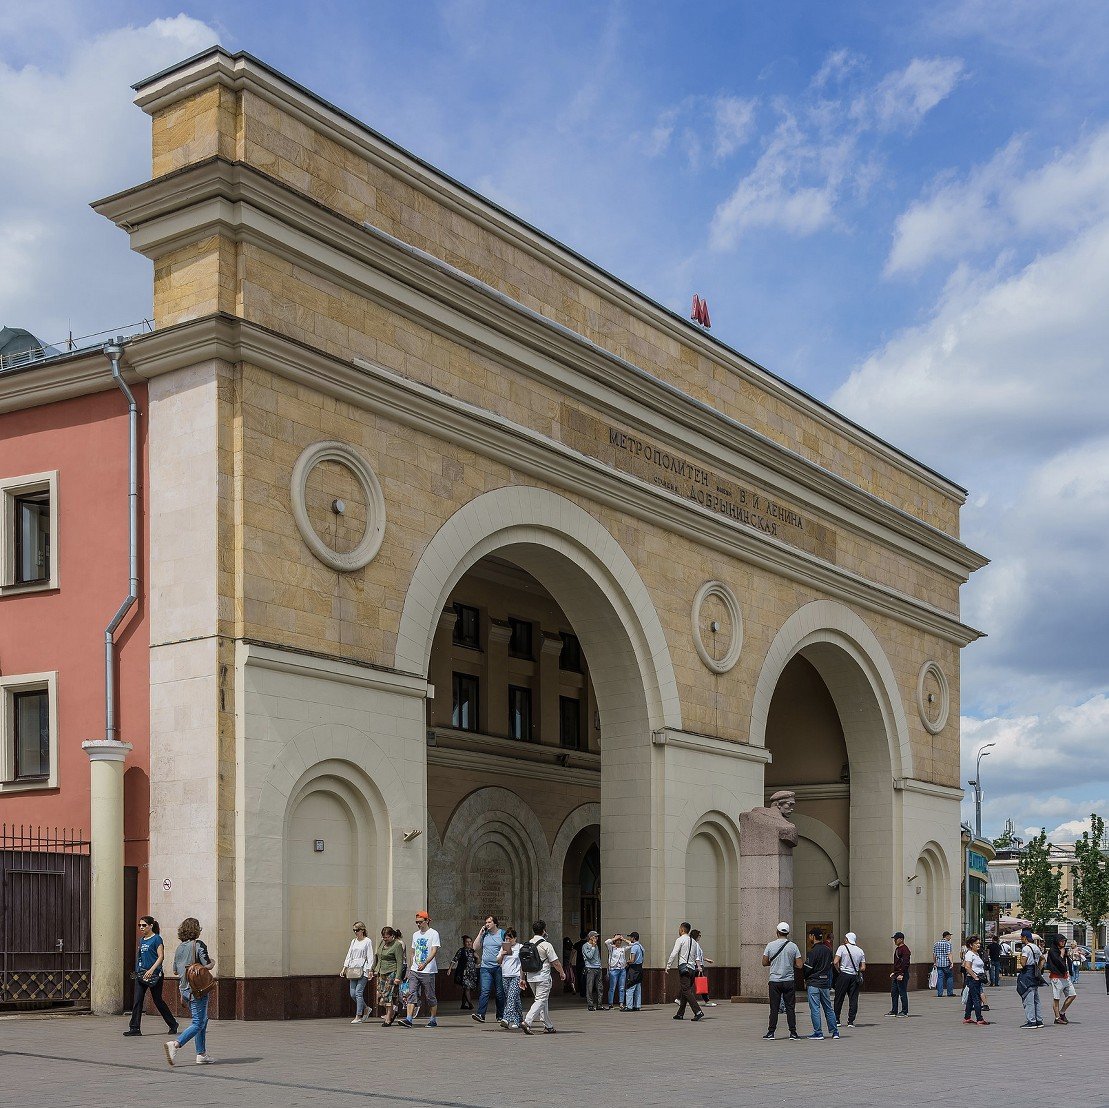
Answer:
(2, 984, 1107, 1107)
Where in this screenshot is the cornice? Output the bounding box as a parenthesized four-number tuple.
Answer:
(129, 48, 968, 501)
(1, 309, 983, 644)
(764, 783, 851, 801)
(0, 347, 130, 413)
(93, 158, 986, 580)
(428, 727, 600, 787)
(113, 314, 983, 646)
(653, 728, 774, 763)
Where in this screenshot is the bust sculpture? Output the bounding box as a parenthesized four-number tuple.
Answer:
(739, 789, 798, 853)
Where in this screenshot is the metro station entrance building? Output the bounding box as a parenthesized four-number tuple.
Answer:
(4, 48, 986, 1017)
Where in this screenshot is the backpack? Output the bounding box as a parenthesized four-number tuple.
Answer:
(185, 940, 215, 997)
(519, 940, 544, 974)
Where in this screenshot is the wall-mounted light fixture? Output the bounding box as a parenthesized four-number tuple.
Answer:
(313, 839, 325, 853)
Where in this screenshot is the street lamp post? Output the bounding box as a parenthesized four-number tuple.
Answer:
(968, 742, 996, 840)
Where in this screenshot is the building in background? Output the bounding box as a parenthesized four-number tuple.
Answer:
(0, 48, 987, 1016)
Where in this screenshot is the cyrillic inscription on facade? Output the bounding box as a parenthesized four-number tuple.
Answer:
(560, 405, 836, 561)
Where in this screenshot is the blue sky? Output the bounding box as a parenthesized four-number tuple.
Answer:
(2, 2, 1108, 842)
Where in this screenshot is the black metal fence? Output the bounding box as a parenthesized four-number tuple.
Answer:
(0, 825, 90, 1006)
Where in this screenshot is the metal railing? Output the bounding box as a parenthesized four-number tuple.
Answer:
(0, 319, 154, 373)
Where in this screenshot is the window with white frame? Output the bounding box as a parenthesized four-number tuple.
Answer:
(1, 471, 59, 592)
(0, 671, 58, 790)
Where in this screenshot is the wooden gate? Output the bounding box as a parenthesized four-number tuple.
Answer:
(0, 825, 90, 1005)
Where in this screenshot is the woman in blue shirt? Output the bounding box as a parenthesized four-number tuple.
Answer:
(124, 916, 179, 1037)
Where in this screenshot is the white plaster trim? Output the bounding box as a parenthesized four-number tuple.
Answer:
(81, 739, 133, 763)
(749, 599, 914, 780)
(240, 640, 430, 699)
(0, 670, 59, 790)
(652, 728, 773, 763)
(130, 49, 967, 503)
(894, 777, 964, 802)
(691, 580, 743, 674)
(289, 440, 386, 571)
(0, 470, 60, 593)
(915, 660, 951, 735)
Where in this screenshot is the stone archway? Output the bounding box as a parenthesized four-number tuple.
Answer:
(430, 786, 550, 946)
(397, 487, 679, 957)
(751, 600, 912, 950)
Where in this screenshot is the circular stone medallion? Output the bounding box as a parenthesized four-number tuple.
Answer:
(290, 441, 386, 572)
(691, 580, 744, 674)
(916, 660, 950, 735)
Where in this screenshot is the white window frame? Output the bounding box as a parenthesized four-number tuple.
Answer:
(1, 470, 59, 593)
(0, 670, 59, 791)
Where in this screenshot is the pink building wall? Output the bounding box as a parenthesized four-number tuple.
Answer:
(0, 385, 150, 912)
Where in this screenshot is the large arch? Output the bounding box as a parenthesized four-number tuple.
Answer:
(751, 600, 912, 949)
(398, 487, 680, 954)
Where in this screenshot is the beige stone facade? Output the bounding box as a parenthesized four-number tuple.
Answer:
(89, 48, 985, 1014)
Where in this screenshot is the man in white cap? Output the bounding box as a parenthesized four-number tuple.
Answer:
(833, 931, 866, 1028)
(761, 922, 802, 1039)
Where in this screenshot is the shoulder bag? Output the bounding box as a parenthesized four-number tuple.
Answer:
(186, 940, 216, 997)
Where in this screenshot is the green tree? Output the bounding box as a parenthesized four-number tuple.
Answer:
(1017, 829, 1065, 933)
(1072, 814, 1109, 943)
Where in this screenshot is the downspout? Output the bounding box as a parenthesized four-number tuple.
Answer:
(103, 340, 139, 741)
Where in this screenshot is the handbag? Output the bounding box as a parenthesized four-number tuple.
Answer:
(343, 966, 364, 980)
(960, 984, 969, 1004)
(928, 967, 938, 990)
(185, 940, 215, 998)
(694, 974, 709, 996)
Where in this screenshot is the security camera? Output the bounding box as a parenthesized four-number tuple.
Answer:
(402, 829, 422, 842)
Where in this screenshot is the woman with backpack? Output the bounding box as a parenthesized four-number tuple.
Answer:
(164, 917, 216, 1066)
(340, 921, 374, 1024)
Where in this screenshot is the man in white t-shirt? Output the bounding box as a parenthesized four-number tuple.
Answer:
(521, 920, 565, 1034)
(401, 910, 441, 1028)
(833, 931, 866, 1028)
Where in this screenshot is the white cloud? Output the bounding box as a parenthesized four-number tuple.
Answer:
(888, 127, 1109, 274)
(710, 52, 963, 250)
(1045, 818, 1094, 843)
(712, 95, 757, 160)
(0, 15, 216, 342)
(863, 57, 965, 130)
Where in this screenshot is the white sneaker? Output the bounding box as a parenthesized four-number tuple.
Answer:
(705, 1001, 717, 1006)
(195, 1053, 215, 1064)
(361, 1012, 372, 1023)
(163, 1041, 178, 1067)
(351, 1017, 362, 1024)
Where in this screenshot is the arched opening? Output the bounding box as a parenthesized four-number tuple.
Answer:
(561, 826, 601, 940)
(754, 601, 908, 951)
(765, 655, 849, 941)
(399, 488, 679, 958)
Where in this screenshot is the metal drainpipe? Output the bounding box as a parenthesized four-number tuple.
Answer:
(103, 340, 139, 741)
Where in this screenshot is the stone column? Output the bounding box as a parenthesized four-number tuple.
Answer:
(486, 619, 512, 736)
(82, 738, 133, 1015)
(739, 791, 798, 998)
(538, 631, 563, 744)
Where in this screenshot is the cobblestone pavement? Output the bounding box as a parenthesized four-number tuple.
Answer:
(2, 983, 1107, 1107)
